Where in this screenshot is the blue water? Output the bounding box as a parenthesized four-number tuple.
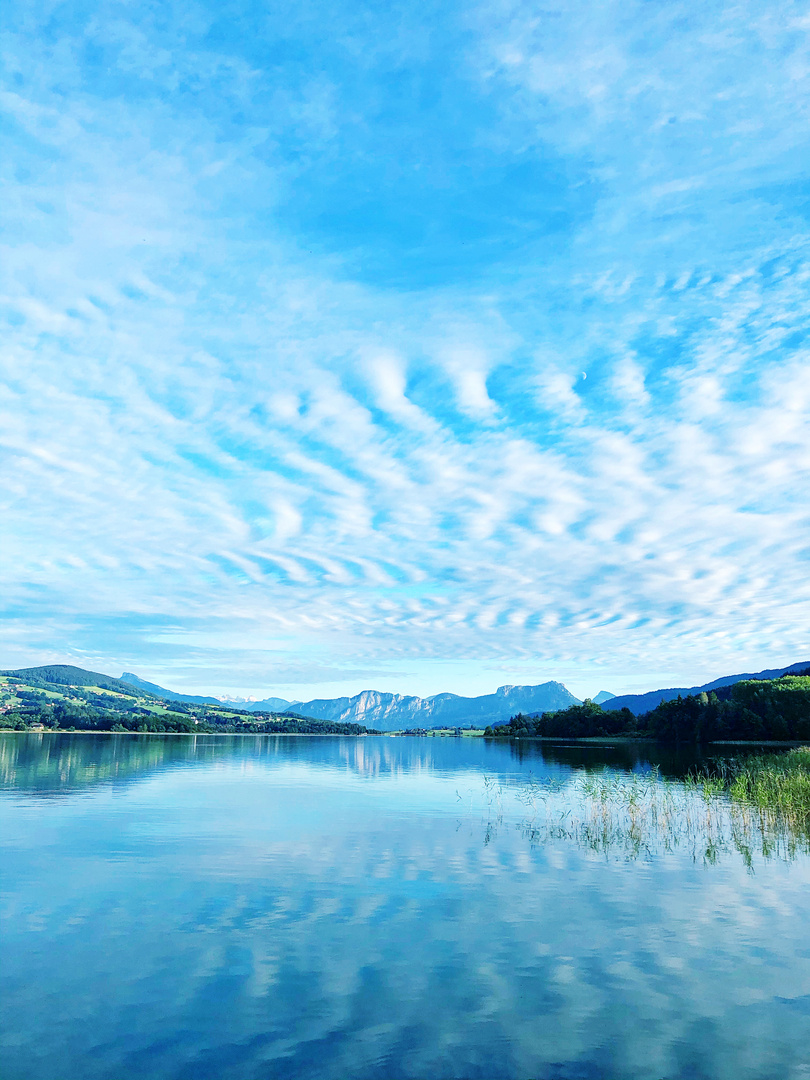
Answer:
(2, 733, 809, 1080)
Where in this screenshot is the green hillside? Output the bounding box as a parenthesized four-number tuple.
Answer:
(0, 665, 154, 697)
(0, 666, 374, 736)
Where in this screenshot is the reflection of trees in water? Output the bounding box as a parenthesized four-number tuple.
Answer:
(4, 731, 798, 851)
(0, 733, 212, 795)
(0, 732, 526, 794)
(0, 733, 457, 794)
(508, 738, 787, 782)
(476, 768, 810, 867)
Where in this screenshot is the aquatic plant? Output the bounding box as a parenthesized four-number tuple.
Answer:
(473, 751, 810, 867)
(714, 748, 810, 827)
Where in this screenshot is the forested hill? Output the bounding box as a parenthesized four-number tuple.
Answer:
(487, 673, 810, 743)
(605, 661, 810, 716)
(1, 665, 154, 697)
(0, 666, 374, 735)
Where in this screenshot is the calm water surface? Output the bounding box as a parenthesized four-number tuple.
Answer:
(2, 733, 809, 1080)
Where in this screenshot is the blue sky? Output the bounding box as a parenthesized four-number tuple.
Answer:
(2, 0, 809, 700)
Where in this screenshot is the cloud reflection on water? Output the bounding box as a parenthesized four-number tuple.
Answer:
(2, 735, 810, 1080)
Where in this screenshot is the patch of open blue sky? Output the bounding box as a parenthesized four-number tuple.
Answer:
(1, 0, 809, 700)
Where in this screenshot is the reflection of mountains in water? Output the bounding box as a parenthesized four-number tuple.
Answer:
(0, 733, 753, 797)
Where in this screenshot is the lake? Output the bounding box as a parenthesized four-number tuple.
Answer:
(2, 733, 809, 1080)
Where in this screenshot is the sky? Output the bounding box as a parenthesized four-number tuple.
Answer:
(2, 0, 809, 702)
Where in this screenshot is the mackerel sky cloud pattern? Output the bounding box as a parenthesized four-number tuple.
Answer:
(1, 0, 809, 698)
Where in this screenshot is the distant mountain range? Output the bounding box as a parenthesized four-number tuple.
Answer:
(116, 663, 810, 728)
(121, 674, 580, 730)
(604, 661, 810, 715)
(5, 660, 808, 732)
(219, 695, 302, 711)
(115, 674, 580, 730)
(285, 683, 580, 732)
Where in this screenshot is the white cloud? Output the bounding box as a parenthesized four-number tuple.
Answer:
(363, 349, 432, 430)
(438, 344, 498, 418)
(0, 0, 808, 696)
(535, 365, 584, 418)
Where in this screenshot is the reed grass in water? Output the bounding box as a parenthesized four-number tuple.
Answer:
(721, 747, 810, 821)
(478, 749, 810, 866)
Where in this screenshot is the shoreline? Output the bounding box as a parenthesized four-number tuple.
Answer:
(0, 729, 376, 738)
(485, 734, 806, 747)
(1, 730, 805, 747)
